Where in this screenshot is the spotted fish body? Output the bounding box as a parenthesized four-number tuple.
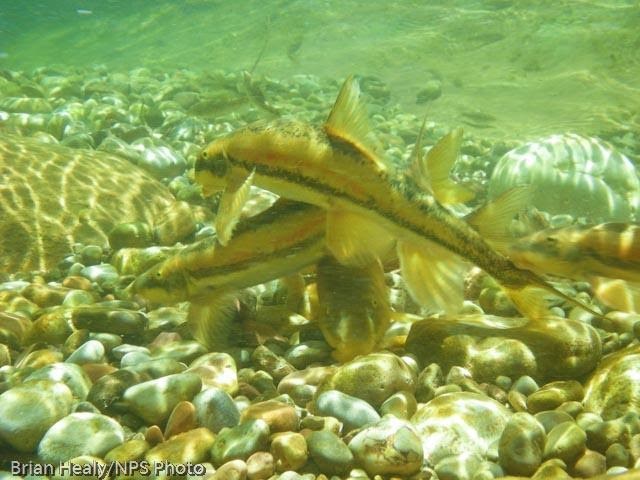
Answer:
(0, 134, 179, 272)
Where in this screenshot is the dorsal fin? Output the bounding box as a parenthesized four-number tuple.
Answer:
(409, 116, 434, 196)
(466, 186, 532, 248)
(324, 75, 388, 172)
(417, 128, 475, 205)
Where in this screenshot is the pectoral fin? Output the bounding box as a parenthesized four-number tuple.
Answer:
(397, 239, 468, 314)
(326, 209, 395, 267)
(188, 293, 240, 350)
(503, 285, 554, 320)
(215, 170, 255, 245)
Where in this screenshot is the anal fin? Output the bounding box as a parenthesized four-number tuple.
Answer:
(503, 285, 554, 320)
(326, 209, 395, 267)
(397, 239, 468, 314)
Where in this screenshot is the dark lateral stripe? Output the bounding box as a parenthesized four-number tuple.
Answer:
(225, 154, 446, 244)
(190, 231, 325, 281)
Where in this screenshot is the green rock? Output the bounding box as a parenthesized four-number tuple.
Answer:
(210, 419, 270, 466)
(499, 412, 545, 476)
(543, 421, 586, 465)
(307, 430, 353, 475)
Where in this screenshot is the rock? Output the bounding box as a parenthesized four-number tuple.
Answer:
(411, 392, 511, 465)
(246, 451, 275, 480)
(135, 145, 186, 179)
(585, 418, 630, 453)
(38, 412, 124, 462)
(105, 438, 150, 462)
(189, 352, 238, 394)
(193, 387, 240, 433)
(278, 366, 336, 407)
(527, 381, 584, 414)
(488, 133, 640, 222)
(313, 390, 380, 432)
(25, 362, 92, 399)
(65, 339, 105, 365)
(251, 345, 296, 381)
(380, 390, 418, 419)
(124, 357, 186, 378)
(72, 307, 147, 335)
(241, 400, 298, 433)
(434, 452, 483, 480)
(210, 419, 270, 466)
(80, 264, 119, 285)
(164, 400, 198, 438)
(348, 415, 423, 476)
(543, 421, 587, 465)
(499, 412, 546, 476)
(572, 449, 607, 477)
(87, 369, 146, 412)
(271, 432, 308, 472)
(512, 375, 540, 396)
(584, 346, 640, 420)
(210, 459, 247, 480)
(284, 341, 332, 369)
(535, 411, 575, 434)
(25, 308, 74, 345)
(151, 339, 207, 364)
(307, 430, 353, 476)
(415, 363, 443, 403)
(416, 80, 442, 103)
(318, 352, 416, 409)
(0, 380, 73, 452)
(406, 317, 601, 383)
(123, 372, 202, 424)
(145, 428, 215, 464)
(606, 442, 630, 468)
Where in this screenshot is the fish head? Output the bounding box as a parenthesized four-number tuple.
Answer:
(507, 228, 578, 277)
(195, 140, 231, 196)
(129, 261, 190, 304)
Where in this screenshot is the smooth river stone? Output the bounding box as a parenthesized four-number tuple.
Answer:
(405, 315, 601, 382)
(317, 352, 416, 409)
(411, 392, 511, 466)
(584, 345, 640, 420)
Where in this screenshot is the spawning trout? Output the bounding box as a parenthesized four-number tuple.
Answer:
(195, 75, 598, 318)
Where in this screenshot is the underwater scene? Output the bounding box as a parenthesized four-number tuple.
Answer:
(1, 0, 640, 479)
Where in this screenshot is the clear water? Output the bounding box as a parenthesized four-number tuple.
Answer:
(2, 0, 639, 140)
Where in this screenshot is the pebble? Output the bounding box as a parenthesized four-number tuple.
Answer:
(313, 390, 380, 432)
(123, 372, 202, 424)
(434, 452, 483, 480)
(0, 380, 73, 452)
(211, 459, 248, 480)
(606, 442, 630, 468)
(411, 392, 511, 465)
(145, 427, 215, 464)
(380, 390, 418, 419)
(527, 380, 584, 414)
(543, 421, 587, 465)
(25, 362, 92, 399)
(415, 363, 443, 403)
(572, 449, 607, 477)
(80, 264, 119, 285)
(318, 352, 416, 409)
(164, 400, 198, 438)
(251, 345, 297, 381)
(87, 369, 146, 412)
(241, 400, 299, 433)
(72, 307, 148, 335)
(246, 451, 275, 480)
(284, 341, 332, 369)
(65, 339, 105, 364)
(105, 438, 150, 462)
(512, 375, 540, 396)
(584, 346, 640, 420)
(188, 352, 239, 394)
(348, 416, 423, 476)
(193, 387, 240, 433)
(306, 430, 354, 476)
(535, 410, 575, 434)
(211, 419, 270, 466)
(498, 412, 545, 476)
(38, 412, 125, 462)
(271, 432, 308, 472)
